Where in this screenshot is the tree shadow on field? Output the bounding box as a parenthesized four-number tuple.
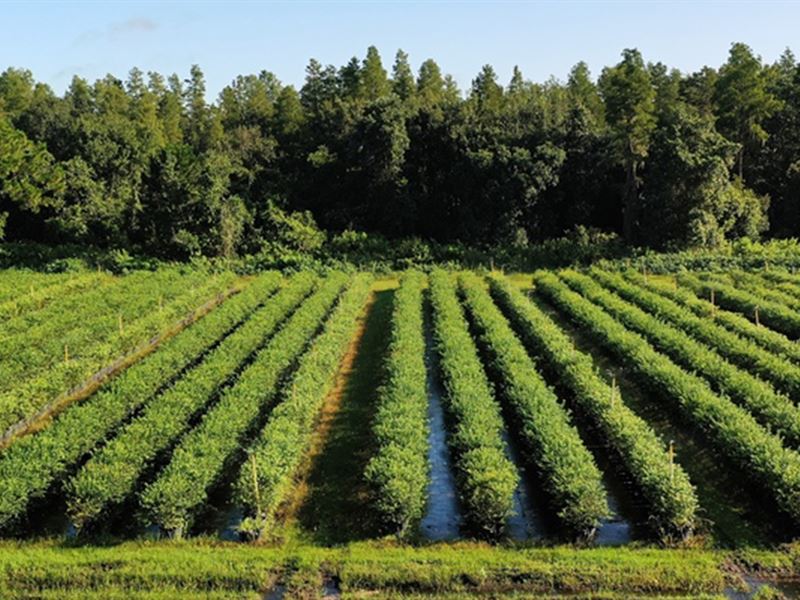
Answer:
(295, 287, 394, 545)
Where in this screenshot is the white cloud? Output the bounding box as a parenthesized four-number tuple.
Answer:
(73, 17, 158, 46)
(110, 17, 158, 36)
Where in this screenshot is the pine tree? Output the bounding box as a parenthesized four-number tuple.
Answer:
(360, 46, 390, 101)
(714, 43, 780, 178)
(599, 48, 657, 242)
(392, 49, 416, 102)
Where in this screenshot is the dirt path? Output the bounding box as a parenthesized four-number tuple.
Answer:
(283, 283, 395, 545)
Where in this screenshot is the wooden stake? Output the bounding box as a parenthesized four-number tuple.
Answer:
(64, 344, 69, 363)
(610, 376, 617, 407)
(755, 306, 760, 327)
(118, 314, 124, 335)
(707, 289, 715, 319)
(250, 453, 262, 517)
(668, 440, 675, 484)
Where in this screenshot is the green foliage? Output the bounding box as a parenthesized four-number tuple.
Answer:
(459, 273, 608, 539)
(757, 54, 800, 236)
(714, 43, 781, 177)
(261, 200, 326, 253)
(5, 44, 799, 254)
(0, 270, 104, 321)
(0, 116, 64, 237)
(722, 269, 800, 309)
(488, 274, 698, 541)
(0, 274, 275, 530)
(0, 268, 237, 433)
(66, 273, 299, 528)
(236, 274, 373, 538)
(758, 269, 800, 300)
(600, 49, 657, 163)
(360, 46, 391, 102)
(561, 269, 800, 445)
(139, 273, 348, 535)
(607, 238, 800, 273)
(623, 270, 800, 362)
(340, 541, 729, 596)
(0, 539, 756, 598)
(392, 50, 416, 103)
(428, 270, 518, 537)
(677, 272, 800, 338)
(599, 48, 657, 241)
(567, 62, 605, 128)
(752, 585, 788, 599)
(364, 271, 429, 535)
(640, 105, 768, 247)
(594, 269, 800, 400)
(534, 271, 800, 528)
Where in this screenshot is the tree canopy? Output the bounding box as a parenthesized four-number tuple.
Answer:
(0, 43, 795, 258)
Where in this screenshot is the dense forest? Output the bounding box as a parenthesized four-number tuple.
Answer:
(1, 43, 799, 260)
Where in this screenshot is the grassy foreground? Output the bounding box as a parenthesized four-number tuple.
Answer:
(0, 539, 798, 598)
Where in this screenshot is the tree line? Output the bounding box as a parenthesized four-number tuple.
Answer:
(1, 43, 798, 259)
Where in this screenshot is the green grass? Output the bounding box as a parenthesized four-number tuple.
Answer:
(3, 539, 797, 598)
(291, 286, 396, 544)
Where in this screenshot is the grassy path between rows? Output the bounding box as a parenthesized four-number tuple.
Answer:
(286, 280, 396, 545)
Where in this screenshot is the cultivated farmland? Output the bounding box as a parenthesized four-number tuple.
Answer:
(1, 266, 799, 598)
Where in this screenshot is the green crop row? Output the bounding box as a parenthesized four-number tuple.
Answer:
(0, 270, 77, 304)
(139, 273, 349, 536)
(760, 278, 800, 302)
(594, 269, 800, 401)
(65, 274, 315, 528)
(0, 269, 181, 355)
(677, 272, 800, 338)
(0, 273, 281, 530)
(0, 271, 109, 321)
(535, 272, 800, 527)
(622, 271, 800, 363)
(236, 274, 373, 538)
(488, 274, 698, 541)
(0, 271, 231, 383)
(722, 270, 800, 309)
(759, 269, 800, 299)
(459, 273, 608, 539)
(364, 271, 430, 536)
(561, 270, 800, 446)
(428, 270, 518, 537)
(0, 269, 239, 433)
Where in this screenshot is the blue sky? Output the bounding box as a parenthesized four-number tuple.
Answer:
(3, 1, 799, 98)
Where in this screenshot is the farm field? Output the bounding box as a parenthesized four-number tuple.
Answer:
(0, 266, 799, 598)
